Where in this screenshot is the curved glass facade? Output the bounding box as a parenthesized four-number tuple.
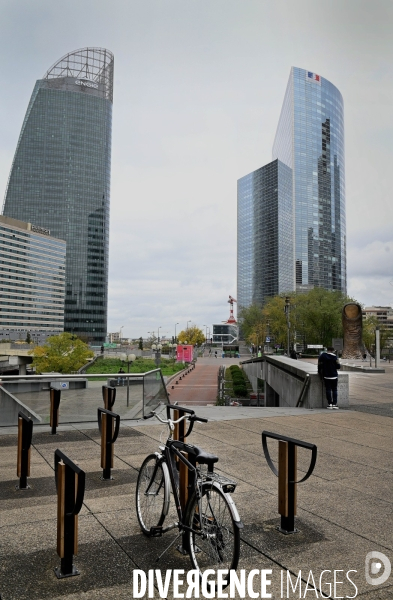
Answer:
(273, 67, 346, 294)
(2, 48, 113, 342)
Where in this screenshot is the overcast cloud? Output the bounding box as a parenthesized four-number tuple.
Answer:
(0, 0, 392, 340)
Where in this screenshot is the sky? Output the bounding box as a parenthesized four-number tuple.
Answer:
(0, 0, 392, 341)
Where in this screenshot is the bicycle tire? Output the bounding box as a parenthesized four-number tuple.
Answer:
(135, 454, 170, 536)
(186, 483, 240, 590)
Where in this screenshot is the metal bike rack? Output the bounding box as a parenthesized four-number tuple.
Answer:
(98, 408, 120, 480)
(54, 450, 85, 578)
(168, 405, 195, 555)
(49, 387, 61, 435)
(262, 431, 317, 534)
(16, 412, 33, 490)
(102, 385, 116, 410)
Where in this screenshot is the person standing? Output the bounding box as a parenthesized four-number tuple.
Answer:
(318, 347, 341, 409)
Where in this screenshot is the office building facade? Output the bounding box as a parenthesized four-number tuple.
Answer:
(273, 67, 346, 294)
(237, 67, 346, 312)
(0, 215, 65, 342)
(2, 48, 114, 342)
(237, 159, 293, 309)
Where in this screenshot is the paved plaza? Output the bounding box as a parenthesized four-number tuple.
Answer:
(0, 362, 392, 599)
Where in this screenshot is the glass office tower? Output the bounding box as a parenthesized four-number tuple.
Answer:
(2, 48, 113, 342)
(237, 159, 293, 310)
(273, 67, 346, 294)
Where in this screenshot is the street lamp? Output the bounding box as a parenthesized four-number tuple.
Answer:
(119, 325, 124, 346)
(203, 325, 207, 345)
(120, 351, 136, 406)
(174, 323, 179, 344)
(158, 326, 162, 344)
(151, 343, 163, 367)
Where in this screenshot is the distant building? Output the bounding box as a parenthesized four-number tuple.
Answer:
(212, 324, 238, 344)
(0, 215, 65, 343)
(2, 47, 114, 343)
(273, 67, 346, 294)
(363, 306, 393, 332)
(237, 67, 346, 311)
(237, 159, 293, 309)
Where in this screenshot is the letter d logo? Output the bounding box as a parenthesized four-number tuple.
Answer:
(365, 551, 391, 585)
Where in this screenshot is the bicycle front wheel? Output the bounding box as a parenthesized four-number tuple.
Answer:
(186, 483, 240, 589)
(135, 454, 169, 536)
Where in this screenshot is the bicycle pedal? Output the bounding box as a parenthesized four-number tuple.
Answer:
(150, 526, 163, 537)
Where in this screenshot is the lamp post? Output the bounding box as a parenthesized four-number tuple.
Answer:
(187, 320, 191, 332)
(203, 325, 207, 346)
(284, 297, 291, 356)
(151, 343, 163, 367)
(119, 325, 124, 347)
(158, 326, 162, 344)
(174, 323, 179, 344)
(120, 352, 136, 407)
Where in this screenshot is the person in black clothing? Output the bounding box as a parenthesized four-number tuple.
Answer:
(318, 347, 341, 409)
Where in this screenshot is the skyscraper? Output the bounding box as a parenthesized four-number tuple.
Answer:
(237, 159, 293, 310)
(273, 67, 346, 294)
(2, 48, 114, 342)
(237, 67, 346, 311)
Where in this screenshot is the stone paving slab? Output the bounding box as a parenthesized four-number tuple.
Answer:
(1, 371, 393, 599)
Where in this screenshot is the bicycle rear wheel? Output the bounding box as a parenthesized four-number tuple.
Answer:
(135, 454, 169, 536)
(186, 483, 240, 590)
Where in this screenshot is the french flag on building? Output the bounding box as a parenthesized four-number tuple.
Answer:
(307, 71, 321, 84)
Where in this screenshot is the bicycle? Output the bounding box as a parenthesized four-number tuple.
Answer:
(135, 403, 242, 592)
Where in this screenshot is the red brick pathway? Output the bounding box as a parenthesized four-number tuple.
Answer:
(167, 363, 219, 406)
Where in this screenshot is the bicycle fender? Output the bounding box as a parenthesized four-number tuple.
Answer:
(210, 481, 243, 525)
(153, 453, 171, 517)
(161, 461, 171, 517)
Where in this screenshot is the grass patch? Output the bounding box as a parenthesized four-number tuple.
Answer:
(85, 356, 186, 377)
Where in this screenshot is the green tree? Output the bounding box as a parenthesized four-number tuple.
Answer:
(29, 332, 94, 374)
(138, 337, 143, 350)
(238, 304, 264, 343)
(262, 296, 291, 347)
(25, 332, 32, 344)
(293, 288, 351, 348)
(239, 289, 354, 350)
(178, 326, 205, 346)
(363, 317, 390, 354)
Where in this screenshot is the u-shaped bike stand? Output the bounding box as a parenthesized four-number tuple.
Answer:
(262, 431, 317, 534)
(16, 412, 33, 490)
(54, 450, 85, 578)
(98, 408, 120, 480)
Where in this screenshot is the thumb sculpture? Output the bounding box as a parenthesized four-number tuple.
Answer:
(342, 302, 364, 359)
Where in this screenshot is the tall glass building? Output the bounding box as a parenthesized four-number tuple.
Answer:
(273, 67, 346, 294)
(237, 159, 293, 309)
(2, 48, 114, 342)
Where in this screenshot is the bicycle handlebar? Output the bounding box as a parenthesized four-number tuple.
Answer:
(166, 403, 208, 423)
(142, 404, 208, 437)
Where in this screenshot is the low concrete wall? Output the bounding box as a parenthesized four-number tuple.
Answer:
(0, 386, 42, 426)
(242, 356, 349, 409)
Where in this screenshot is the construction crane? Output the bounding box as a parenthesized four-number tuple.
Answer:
(226, 295, 237, 324)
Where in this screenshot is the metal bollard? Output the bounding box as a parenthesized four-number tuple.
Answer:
(98, 408, 120, 480)
(16, 412, 33, 490)
(50, 388, 61, 435)
(102, 385, 116, 410)
(54, 450, 85, 578)
(262, 431, 317, 534)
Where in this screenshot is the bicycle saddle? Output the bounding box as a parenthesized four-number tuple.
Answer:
(187, 444, 218, 466)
